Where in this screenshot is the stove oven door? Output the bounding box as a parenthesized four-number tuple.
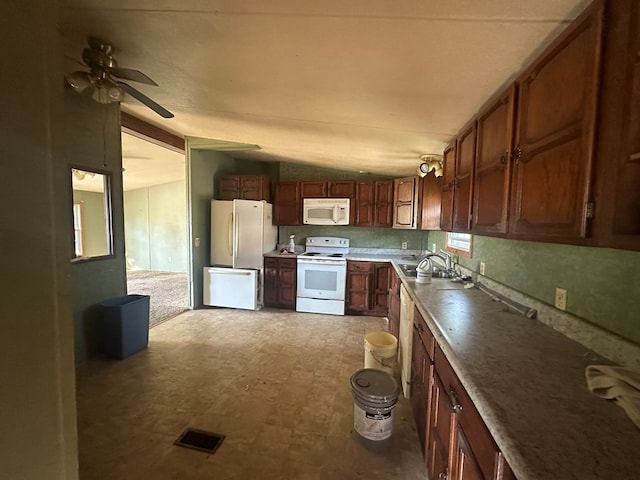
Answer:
(297, 258, 346, 301)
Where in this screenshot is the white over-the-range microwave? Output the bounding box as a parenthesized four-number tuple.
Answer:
(303, 198, 350, 225)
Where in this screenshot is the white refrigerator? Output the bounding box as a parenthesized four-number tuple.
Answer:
(203, 199, 277, 310)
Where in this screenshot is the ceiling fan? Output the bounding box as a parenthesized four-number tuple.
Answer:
(65, 37, 174, 119)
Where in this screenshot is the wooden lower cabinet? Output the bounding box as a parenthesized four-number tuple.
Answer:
(263, 257, 297, 309)
(345, 261, 390, 316)
(412, 310, 516, 480)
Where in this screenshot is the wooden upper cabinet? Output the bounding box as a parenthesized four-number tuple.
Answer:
(610, 0, 640, 243)
(218, 175, 270, 201)
(420, 173, 443, 230)
(473, 85, 516, 236)
(274, 181, 301, 225)
(374, 180, 394, 227)
(328, 180, 355, 198)
(453, 123, 476, 233)
(354, 181, 375, 226)
(393, 176, 420, 229)
(592, 0, 640, 251)
(440, 142, 456, 231)
(300, 181, 327, 198)
(510, 0, 603, 241)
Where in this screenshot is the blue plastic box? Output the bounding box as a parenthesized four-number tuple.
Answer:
(98, 294, 150, 359)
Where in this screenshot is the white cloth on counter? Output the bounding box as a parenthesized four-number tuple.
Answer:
(585, 365, 640, 429)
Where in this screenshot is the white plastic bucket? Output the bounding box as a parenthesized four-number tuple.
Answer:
(364, 331, 398, 374)
(350, 368, 400, 444)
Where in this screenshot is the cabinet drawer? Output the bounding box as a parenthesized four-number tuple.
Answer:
(434, 344, 500, 480)
(278, 257, 297, 269)
(348, 261, 373, 272)
(414, 306, 435, 362)
(264, 257, 278, 268)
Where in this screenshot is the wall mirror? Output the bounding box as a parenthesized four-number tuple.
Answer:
(71, 168, 114, 260)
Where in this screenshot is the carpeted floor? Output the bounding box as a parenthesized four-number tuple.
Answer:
(126, 270, 189, 328)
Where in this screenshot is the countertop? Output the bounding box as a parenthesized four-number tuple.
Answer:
(262, 250, 639, 477)
(395, 265, 639, 480)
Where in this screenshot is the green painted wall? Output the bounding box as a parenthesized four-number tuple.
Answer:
(67, 93, 126, 363)
(189, 147, 236, 307)
(429, 231, 640, 345)
(124, 180, 187, 272)
(2, 2, 79, 474)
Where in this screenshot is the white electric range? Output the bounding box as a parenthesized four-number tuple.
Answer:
(296, 236, 349, 315)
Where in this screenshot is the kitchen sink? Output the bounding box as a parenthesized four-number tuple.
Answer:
(397, 263, 454, 279)
(398, 263, 417, 277)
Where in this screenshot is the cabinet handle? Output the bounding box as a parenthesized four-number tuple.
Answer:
(438, 468, 449, 480)
(500, 151, 508, 165)
(448, 388, 463, 412)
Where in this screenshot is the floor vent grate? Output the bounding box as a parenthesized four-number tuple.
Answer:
(174, 428, 225, 454)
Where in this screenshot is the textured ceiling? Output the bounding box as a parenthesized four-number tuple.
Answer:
(61, 0, 592, 180)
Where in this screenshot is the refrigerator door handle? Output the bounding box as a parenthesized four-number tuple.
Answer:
(227, 213, 234, 257)
(234, 213, 240, 258)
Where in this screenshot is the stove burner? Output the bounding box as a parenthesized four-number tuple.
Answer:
(328, 253, 344, 258)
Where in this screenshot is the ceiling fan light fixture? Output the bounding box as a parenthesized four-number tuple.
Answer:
(65, 71, 93, 92)
(418, 154, 444, 178)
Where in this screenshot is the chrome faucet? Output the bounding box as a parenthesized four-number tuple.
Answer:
(422, 249, 454, 275)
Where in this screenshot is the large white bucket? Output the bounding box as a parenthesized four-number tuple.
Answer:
(350, 368, 400, 445)
(364, 331, 398, 375)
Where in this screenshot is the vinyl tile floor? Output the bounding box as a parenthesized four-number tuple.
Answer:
(76, 308, 427, 479)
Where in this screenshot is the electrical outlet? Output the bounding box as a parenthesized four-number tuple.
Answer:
(480, 262, 486, 275)
(555, 288, 567, 311)
(401, 242, 408, 250)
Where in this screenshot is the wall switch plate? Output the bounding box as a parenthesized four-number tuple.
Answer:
(555, 288, 567, 310)
(480, 262, 486, 275)
(432, 243, 437, 253)
(401, 242, 408, 249)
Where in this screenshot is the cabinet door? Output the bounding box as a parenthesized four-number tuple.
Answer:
(428, 373, 454, 480)
(452, 426, 485, 480)
(328, 180, 355, 198)
(346, 261, 372, 313)
(301, 181, 327, 198)
(510, 1, 603, 241)
(595, 0, 640, 250)
(277, 258, 297, 309)
(240, 175, 270, 202)
(263, 258, 278, 307)
(440, 142, 456, 231)
(371, 263, 390, 315)
(274, 182, 301, 225)
(411, 326, 429, 452)
(473, 85, 516, 236)
(374, 180, 394, 227)
(420, 173, 443, 230)
(393, 176, 420, 229)
(453, 123, 476, 232)
(218, 175, 240, 200)
(354, 181, 375, 226)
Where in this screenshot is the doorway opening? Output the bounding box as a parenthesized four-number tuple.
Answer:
(121, 120, 190, 327)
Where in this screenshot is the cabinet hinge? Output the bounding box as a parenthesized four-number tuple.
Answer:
(585, 202, 595, 219)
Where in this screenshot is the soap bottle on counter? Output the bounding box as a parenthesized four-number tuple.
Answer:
(288, 234, 296, 253)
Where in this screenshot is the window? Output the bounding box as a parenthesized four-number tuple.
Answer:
(71, 168, 113, 260)
(446, 232, 472, 257)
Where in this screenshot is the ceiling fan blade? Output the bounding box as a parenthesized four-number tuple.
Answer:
(108, 67, 158, 86)
(117, 81, 174, 118)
